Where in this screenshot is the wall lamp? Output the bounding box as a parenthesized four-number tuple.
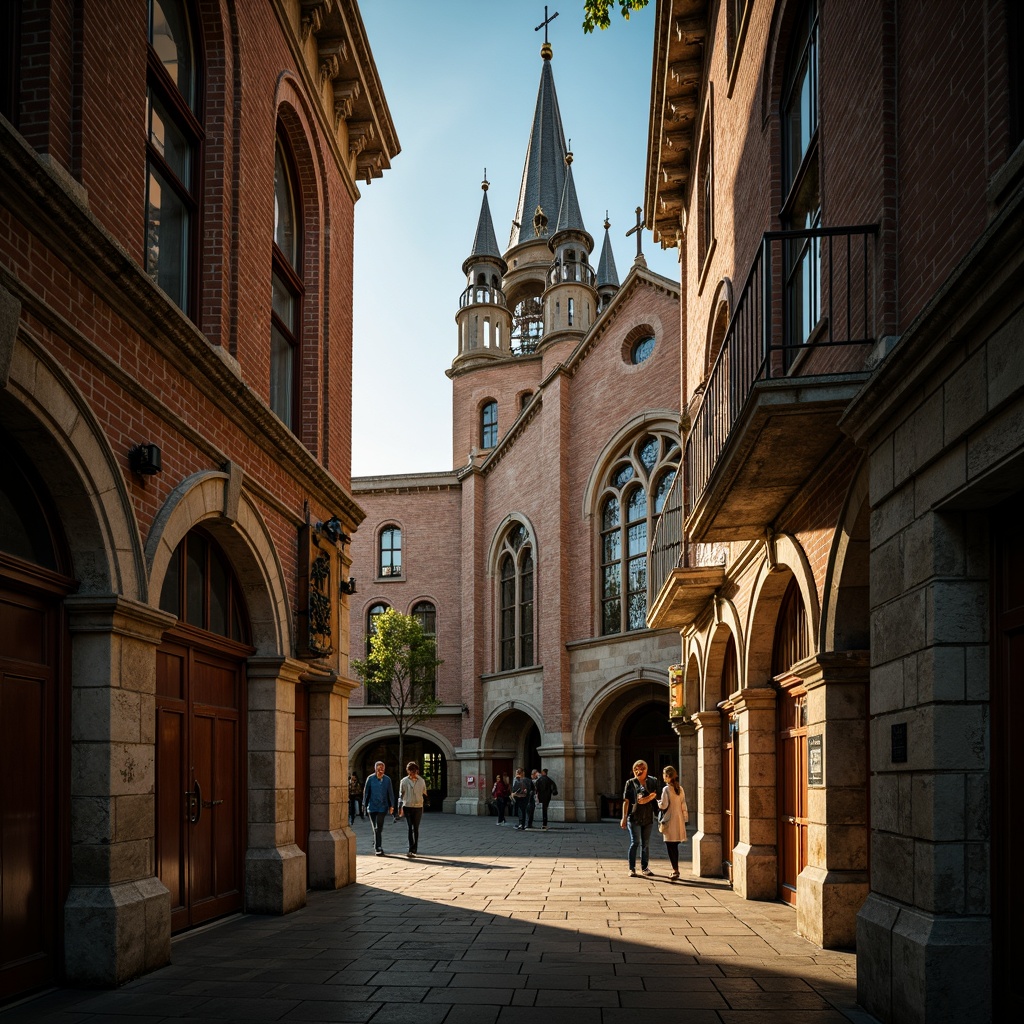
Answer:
(128, 443, 162, 476)
(339, 577, 357, 595)
(317, 516, 350, 546)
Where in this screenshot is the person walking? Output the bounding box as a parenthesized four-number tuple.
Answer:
(363, 761, 396, 856)
(620, 759, 659, 877)
(491, 774, 510, 824)
(510, 767, 533, 830)
(657, 765, 689, 880)
(503, 775, 515, 819)
(398, 761, 428, 858)
(534, 767, 558, 830)
(348, 772, 363, 825)
(527, 769, 541, 829)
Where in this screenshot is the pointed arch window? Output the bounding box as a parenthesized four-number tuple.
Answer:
(498, 524, 534, 672)
(411, 600, 437, 698)
(146, 0, 202, 315)
(599, 432, 681, 635)
(481, 400, 498, 449)
(271, 136, 303, 429)
(379, 525, 402, 578)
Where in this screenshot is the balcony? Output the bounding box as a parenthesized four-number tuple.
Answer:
(686, 225, 878, 542)
(460, 282, 507, 308)
(647, 469, 727, 630)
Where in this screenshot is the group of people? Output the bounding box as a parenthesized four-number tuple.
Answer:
(620, 759, 689, 880)
(350, 761, 428, 859)
(490, 767, 558, 830)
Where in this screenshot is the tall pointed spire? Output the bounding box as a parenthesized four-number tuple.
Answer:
(553, 148, 587, 237)
(509, 44, 569, 249)
(596, 214, 620, 289)
(467, 172, 502, 266)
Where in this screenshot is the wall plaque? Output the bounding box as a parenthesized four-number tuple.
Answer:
(807, 733, 824, 787)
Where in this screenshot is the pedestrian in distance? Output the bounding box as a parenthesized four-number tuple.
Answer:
(363, 761, 396, 856)
(534, 767, 558, 830)
(620, 759, 659, 876)
(348, 771, 363, 825)
(510, 767, 533, 830)
(398, 761, 428, 858)
(492, 774, 510, 824)
(503, 774, 515, 818)
(657, 765, 689, 880)
(527, 769, 541, 828)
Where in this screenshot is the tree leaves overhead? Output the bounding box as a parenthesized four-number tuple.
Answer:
(582, 0, 650, 33)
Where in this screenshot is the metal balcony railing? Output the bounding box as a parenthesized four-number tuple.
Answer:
(686, 225, 879, 517)
(459, 283, 507, 308)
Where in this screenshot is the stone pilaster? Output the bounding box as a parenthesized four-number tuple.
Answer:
(63, 595, 175, 987)
(245, 657, 306, 914)
(690, 710, 724, 877)
(730, 686, 777, 900)
(797, 651, 870, 948)
(453, 744, 489, 814)
(307, 669, 358, 888)
(537, 741, 574, 821)
(573, 744, 601, 821)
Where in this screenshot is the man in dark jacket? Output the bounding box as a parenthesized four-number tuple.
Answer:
(620, 759, 659, 876)
(534, 768, 558, 830)
(510, 767, 533, 831)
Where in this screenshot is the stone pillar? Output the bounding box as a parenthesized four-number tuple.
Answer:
(307, 670, 358, 888)
(63, 595, 175, 987)
(730, 686, 777, 900)
(453, 744, 489, 814)
(690, 710, 724, 877)
(573, 743, 600, 821)
(537, 742, 574, 821)
(797, 651, 869, 948)
(245, 657, 306, 914)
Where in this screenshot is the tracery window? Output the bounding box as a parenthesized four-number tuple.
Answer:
(379, 525, 401, 577)
(481, 400, 498, 449)
(146, 0, 202, 314)
(271, 136, 303, 428)
(599, 432, 681, 635)
(411, 600, 437, 698)
(498, 523, 534, 672)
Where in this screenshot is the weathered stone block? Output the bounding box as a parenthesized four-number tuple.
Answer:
(245, 845, 306, 915)
(915, 443, 967, 514)
(943, 348, 987, 446)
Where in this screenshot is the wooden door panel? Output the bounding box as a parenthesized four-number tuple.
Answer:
(156, 705, 187, 919)
(189, 713, 215, 909)
(212, 714, 240, 899)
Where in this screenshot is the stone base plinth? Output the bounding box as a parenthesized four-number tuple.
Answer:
(731, 843, 776, 899)
(245, 845, 306, 915)
(307, 828, 356, 889)
(691, 830, 726, 878)
(797, 865, 868, 949)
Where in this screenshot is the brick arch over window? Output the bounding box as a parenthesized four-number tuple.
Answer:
(701, 603, 744, 710)
(703, 278, 733, 383)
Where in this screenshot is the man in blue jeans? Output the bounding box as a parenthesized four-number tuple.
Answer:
(620, 759, 659, 876)
(363, 761, 396, 855)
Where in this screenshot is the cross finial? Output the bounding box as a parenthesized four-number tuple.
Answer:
(535, 5, 559, 45)
(625, 205, 645, 263)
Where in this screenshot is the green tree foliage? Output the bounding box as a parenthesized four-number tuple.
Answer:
(583, 0, 650, 33)
(352, 608, 442, 773)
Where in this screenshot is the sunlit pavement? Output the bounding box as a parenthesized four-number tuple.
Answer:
(2, 814, 878, 1023)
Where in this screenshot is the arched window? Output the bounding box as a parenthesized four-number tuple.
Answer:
(497, 524, 534, 672)
(599, 431, 681, 635)
(146, 0, 202, 314)
(159, 530, 250, 643)
(411, 600, 437, 697)
(481, 400, 498, 449)
(271, 135, 303, 428)
(781, 0, 820, 351)
(379, 525, 401, 577)
(365, 602, 389, 703)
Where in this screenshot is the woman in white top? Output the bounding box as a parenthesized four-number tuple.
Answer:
(657, 765, 689, 880)
(398, 762, 428, 858)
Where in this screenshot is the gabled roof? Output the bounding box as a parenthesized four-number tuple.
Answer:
(596, 219, 620, 287)
(509, 52, 569, 249)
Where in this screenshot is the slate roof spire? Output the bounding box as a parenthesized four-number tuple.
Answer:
(466, 172, 503, 267)
(596, 213, 620, 289)
(553, 148, 588, 239)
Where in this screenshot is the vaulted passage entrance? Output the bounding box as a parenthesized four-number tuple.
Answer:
(156, 531, 251, 933)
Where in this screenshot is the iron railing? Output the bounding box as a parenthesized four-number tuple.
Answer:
(459, 283, 507, 308)
(687, 224, 878, 517)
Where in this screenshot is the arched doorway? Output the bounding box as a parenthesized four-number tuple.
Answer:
(155, 529, 253, 932)
(620, 701, 678, 782)
(719, 635, 740, 882)
(0, 445, 73, 1002)
(774, 577, 810, 907)
(356, 736, 448, 810)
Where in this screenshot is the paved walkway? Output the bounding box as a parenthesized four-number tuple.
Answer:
(3, 815, 877, 1024)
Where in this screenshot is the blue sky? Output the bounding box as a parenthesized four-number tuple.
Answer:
(351, 1, 680, 477)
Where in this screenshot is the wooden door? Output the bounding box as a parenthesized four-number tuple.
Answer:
(993, 498, 1024, 1013)
(722, 714, 738, 882)
(156, 638, 244, 933)
(0, 583, 60, 1002)
(294, 684, 309, 872)
(777, 685, 808, 906)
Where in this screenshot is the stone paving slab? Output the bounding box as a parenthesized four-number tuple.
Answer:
(1, 815, 879, 1024)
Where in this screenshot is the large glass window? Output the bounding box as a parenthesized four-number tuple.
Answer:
(365, 602, 389, 704)
(412, 600, 437, 698)
(599, 432, 681, 636)
(780, 0, 821, 354)
(146, 0, 201, 314)
(271, 138, 302, 428)
(497, 524, 535, 672)
(481, 400, 498, 449)
(379, 525, 402, 577)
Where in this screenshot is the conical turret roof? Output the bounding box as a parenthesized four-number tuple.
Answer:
(553, 153, 587, 238)
(596, 217, 620, 288)
(466, 180, 502, 267)
(509, 52, 568, 249)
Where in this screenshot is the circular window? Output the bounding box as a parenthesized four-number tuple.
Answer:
(631, 335, 656, 364)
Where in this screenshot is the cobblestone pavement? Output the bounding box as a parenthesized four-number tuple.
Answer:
(2, 814, 878, 1024)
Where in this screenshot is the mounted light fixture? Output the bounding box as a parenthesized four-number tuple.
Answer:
(128, 443, 162, 476)
(339, 577, 357, 595)
(316, 516, 350, 546)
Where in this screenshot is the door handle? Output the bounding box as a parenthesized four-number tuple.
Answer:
(193, 780, 202, 824)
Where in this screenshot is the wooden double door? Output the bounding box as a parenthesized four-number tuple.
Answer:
(156, 634, 246, 932)
(777, 684, 809, 907)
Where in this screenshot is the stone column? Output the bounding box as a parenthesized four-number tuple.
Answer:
(245, 656, 306, 914)
(573, 743, 600, 821)
(797, 651, 870, 948)
(730, 686, 777, 900)
(537, 742, 573, 821)
(690, 710, 724, 877)
(453, 744, 489, 814)
(63, 595, 175, 987)
(307, 670, 358, 888)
